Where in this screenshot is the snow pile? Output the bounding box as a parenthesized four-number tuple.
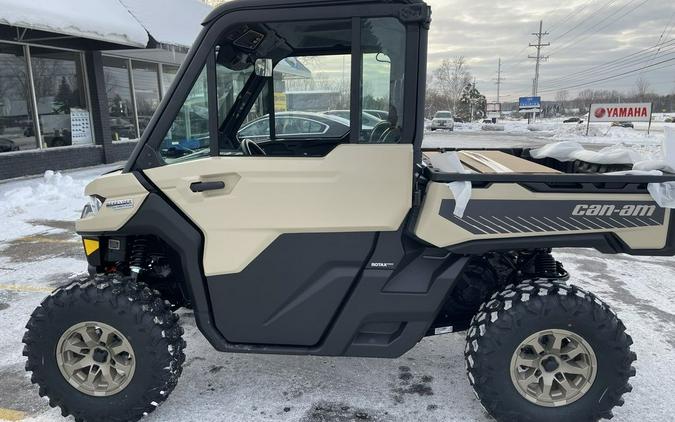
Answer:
(527, 122, 557, 132)
(551, 123, 662, 145)
(0, 171, 89, 242)
(0, 0, 149, 47)
(481, 124, 505, 131)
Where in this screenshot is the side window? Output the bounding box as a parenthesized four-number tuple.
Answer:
(233, 55, 352, 144)
(360, 18, 406, 144)
(159, 68, 210, 163)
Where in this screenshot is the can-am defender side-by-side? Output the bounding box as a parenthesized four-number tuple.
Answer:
(23, 0, 670, 420)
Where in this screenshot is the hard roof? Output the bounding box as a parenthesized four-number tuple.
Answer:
(204, 0, 425, 24)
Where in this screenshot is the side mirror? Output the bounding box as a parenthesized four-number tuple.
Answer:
(254, 59, 274, 77)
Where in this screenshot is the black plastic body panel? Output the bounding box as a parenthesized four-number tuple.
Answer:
(207, 233, 376, 346)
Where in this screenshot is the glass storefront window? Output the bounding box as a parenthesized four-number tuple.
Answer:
(0, 43, 37, 152)
(30, 47, 90, 148)
(161, 64, 179, 96)
(132, 61, 160, 137)
(103, 56, 137, 141)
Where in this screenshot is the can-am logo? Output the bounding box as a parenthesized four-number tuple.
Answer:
(573, 204, 656, 217)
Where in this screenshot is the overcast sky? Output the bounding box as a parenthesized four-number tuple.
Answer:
(425, 0, 675, 101)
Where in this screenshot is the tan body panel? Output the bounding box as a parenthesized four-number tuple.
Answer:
(77, 171, 149, 233)
(416, 182, 669, 250)
(145, 144, 413, 276)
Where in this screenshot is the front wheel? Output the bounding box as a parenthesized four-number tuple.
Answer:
(23, 276, 185, 422)
(465, 280, 635, 422)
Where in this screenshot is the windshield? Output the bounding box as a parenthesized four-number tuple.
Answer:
(160, 64, 253, 163)
(435, 112, 452, 119)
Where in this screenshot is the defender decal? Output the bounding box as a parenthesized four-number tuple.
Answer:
(106, 199, 134, 210)
(440, 200, 665, 235)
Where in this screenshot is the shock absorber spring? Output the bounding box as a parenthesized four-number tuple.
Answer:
(129, 238, 149, 278)
(534, 251, 558, 278)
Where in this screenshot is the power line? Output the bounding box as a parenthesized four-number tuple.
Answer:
(538, 56, 675, 93)
(546, 0, 598, 34)
(548, 0, 619, 44)
(547, 0, 649, 57)
(544, 38, 675, 83)
(542, 39, 675, 87)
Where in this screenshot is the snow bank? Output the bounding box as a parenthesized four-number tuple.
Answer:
(0, 171, 90, 243)
(551, 123, 663, 145)
(0, 0, 149, 47)
(481, 124, 505, 131)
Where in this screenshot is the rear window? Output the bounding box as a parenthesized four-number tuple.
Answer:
(435, 112, 452, 119)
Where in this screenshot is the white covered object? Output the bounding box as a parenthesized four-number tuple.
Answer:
(0, 0, 149, 47)
(648, 182, 675, 209)
(429, 153, 472, 218)
(530, 141, 641, 165)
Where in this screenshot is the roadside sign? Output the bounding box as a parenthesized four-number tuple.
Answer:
(587, 103, 653, 135)
(519, 96, 541, 112)
(487, 103, 501, 113)
(588, 103, 652, 123)
(487, 103, 501, 119)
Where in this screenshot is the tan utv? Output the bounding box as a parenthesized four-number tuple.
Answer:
(24, 0, 669, 421)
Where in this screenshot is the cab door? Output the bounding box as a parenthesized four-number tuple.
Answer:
(142, 13, 420, 347)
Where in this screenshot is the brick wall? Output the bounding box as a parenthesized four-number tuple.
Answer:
(0, 145, 104, 180)
(107, 141, 139, 164)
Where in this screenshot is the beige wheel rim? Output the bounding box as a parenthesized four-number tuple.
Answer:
(56, 321, 136, 397)
(510, 329, 597, 407)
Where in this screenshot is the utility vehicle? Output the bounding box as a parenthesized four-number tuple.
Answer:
(23, 0, 673, 421)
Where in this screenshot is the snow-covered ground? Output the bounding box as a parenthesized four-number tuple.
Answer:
(1, 131, 675, 421)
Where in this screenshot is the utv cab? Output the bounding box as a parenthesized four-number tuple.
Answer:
(24, 1, 669, 421)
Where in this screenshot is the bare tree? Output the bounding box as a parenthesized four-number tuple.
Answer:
(635, 77, 652, 101)
(555, 89, 569, 113)
(431, 57, 472, 114)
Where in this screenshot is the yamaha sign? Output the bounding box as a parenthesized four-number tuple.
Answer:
(589, 103, 653, 123)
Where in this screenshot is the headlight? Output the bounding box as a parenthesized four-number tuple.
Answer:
(81, 195, 103, 218)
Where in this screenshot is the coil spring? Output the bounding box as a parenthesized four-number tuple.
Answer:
(535, 252, 558, 277)
(129, 238, 149, 271)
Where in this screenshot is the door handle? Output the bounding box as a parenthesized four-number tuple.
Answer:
(190, 181, 225, 193)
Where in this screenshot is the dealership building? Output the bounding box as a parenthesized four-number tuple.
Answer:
(0, 0, 213, 179)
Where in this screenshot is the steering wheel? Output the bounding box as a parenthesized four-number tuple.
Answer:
(240, 139, 266, 156)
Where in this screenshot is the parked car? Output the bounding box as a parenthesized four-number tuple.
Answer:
(612, 121, 634, 128)
(563, 117, 583, 124)
(364, 109, 389, 120)
(238, 111, 351, 141)
(453, 117, 464, 123)
(322, 110, 383, 130)
(430, 111, 455, 131)
(0, 137, 19, 152)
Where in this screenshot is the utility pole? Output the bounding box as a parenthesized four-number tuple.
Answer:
(495, 57, 502, 104)
(528, 20, 549, 121)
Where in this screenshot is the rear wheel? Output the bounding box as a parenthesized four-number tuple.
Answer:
(23, 275, 185, 422)
(465, 280, 635, 422)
